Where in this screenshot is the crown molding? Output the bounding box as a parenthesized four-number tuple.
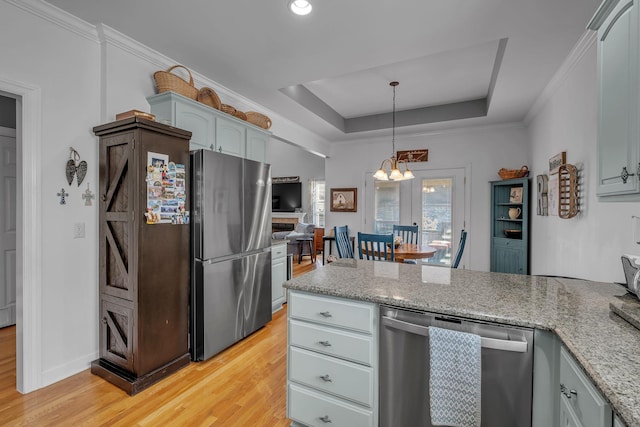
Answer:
(6, 0, 99, 43)
(338, 121, 526, 146)
(524, 30, 596, 125)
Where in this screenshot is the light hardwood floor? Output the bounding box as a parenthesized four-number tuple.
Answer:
(0, 257, 321, 426)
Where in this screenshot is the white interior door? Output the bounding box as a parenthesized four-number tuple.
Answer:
(0, 129, 16, 327)
(410, 168, 466, 267)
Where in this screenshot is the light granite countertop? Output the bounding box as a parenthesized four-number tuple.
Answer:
(283, 259, 640, 427)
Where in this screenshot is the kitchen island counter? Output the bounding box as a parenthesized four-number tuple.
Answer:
(283, 259, 640, 427)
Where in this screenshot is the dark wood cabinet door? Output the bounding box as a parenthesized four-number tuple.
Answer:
(99, 297, 134, 372)
(99, 132, 135, 302)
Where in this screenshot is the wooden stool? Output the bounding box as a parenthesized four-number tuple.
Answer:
(296, 237, 315, 264)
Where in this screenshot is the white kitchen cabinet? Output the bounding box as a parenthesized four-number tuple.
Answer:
(272, 242, 287, 312)
(559, 346, 612, 427)
(246, 128, 269, 162)
(147, 91, 215, 151)
(287, 291, 378, 427)
(216, 115, 245, 158)
(147, 91, 270, 162)
(589, 0, 640, 198)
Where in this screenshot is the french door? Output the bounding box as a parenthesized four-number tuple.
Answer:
(365, 167, 467, 267)
(409, 169, 465, 266)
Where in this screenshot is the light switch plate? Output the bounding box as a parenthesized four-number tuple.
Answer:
(73, 222, 85, 239)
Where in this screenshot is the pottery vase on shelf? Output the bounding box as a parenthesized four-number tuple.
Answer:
(508, 207, 521, 219)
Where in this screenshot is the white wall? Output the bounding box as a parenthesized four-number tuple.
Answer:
(0, 0, 331, 391)
(268, 139, 325, 218)
(325, 125, 530, 271)
(0, 1, 101, 386)
(528, 36, 640, 283)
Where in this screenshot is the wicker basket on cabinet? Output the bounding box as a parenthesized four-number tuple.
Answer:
(153, 65, 198, 100)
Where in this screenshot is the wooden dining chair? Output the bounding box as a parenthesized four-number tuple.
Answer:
(451, 229, 467, 269)
(393, 224, 419, 244)
(334, 225, 354, 258)
(358, 232, 395, 262)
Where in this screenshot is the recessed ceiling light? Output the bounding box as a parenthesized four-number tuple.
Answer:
(288, 0, 312, 16)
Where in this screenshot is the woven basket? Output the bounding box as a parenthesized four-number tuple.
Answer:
(498, 165, 529, 180)
(246, 111, 272, 129)
(153, 65, 198, 100)
(233, 110, 247, 121)
(196, 87, 221, 110)
(221, 104, 236, 116)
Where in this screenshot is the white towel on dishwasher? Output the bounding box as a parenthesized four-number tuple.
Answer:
(429, 326, 481, 427)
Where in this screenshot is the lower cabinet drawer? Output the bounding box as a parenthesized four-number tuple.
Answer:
(289, 347, 373, 407)
(560, 346, 611, 427)
(289, 319, 373, 365)
(288, 383, 374, 427)
(289, 291, 374, 333)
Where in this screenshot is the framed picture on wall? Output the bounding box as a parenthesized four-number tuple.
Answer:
(330, 188, 357, 212)
(509, 187, 523, 203)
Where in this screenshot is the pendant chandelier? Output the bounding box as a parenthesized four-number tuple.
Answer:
(373, 81, 415, 181)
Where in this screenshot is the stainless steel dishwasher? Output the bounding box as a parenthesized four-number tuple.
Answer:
(380, 305, 534, 427)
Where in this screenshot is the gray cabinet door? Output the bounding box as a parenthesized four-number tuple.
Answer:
(216, 115, 246, 157)
(175, 101, 215, 151)
(492, 239, 526, 274)
(596, 0, 640, 197)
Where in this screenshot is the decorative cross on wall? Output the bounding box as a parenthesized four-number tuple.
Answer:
(57, 188, 69, 205)
(82, 183, 95, 206)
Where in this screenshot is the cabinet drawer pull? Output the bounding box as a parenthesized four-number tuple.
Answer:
(318, 340, 332, 347)
(319, 415, 332, 423)
(319, 374, 333, 382)
(319, 311, 332, 318)
(621, 166, 635, 184)
(560, 383, 577, 398)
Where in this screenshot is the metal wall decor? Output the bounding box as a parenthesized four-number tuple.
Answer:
(82, 183, 95, 206)
(57, 188, 69, 205)
(65, 147, 88, 187)
(558, 163, 579, 219)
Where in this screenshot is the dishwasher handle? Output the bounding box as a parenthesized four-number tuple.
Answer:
(382, 315, 528, 353)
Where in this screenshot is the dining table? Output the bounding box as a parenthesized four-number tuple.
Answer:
(359, 242, 437, 263)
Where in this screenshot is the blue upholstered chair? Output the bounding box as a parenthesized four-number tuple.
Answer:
(334, 225, 354, 258)
(358, 232, 395, 262)
(451, 229, 467, 269)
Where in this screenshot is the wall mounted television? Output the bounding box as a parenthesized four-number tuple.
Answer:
(272, 182, 302, 212)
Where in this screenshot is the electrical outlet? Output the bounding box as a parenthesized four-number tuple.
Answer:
(73, 222, 85, 239)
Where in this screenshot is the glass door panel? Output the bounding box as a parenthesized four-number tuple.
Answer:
(411, 169, 465, 266)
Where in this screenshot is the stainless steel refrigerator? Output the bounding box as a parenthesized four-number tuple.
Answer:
(190, 149, 272, 361)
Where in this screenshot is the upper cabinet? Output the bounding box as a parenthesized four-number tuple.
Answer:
(147, 91, 271, 163)
(589, 0, 640, 199)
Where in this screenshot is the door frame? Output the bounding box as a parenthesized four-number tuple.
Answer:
(0, 77, 43, 393)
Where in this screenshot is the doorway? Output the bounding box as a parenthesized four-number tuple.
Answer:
(0, 123, 17, 328)
(0, 77, 43, 394)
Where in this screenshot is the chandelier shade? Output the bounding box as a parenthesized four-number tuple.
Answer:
(373, 81, 414, 181)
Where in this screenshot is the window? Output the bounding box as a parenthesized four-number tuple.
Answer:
(374, 182, 399, 234)
(310, 179, 325, 227)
